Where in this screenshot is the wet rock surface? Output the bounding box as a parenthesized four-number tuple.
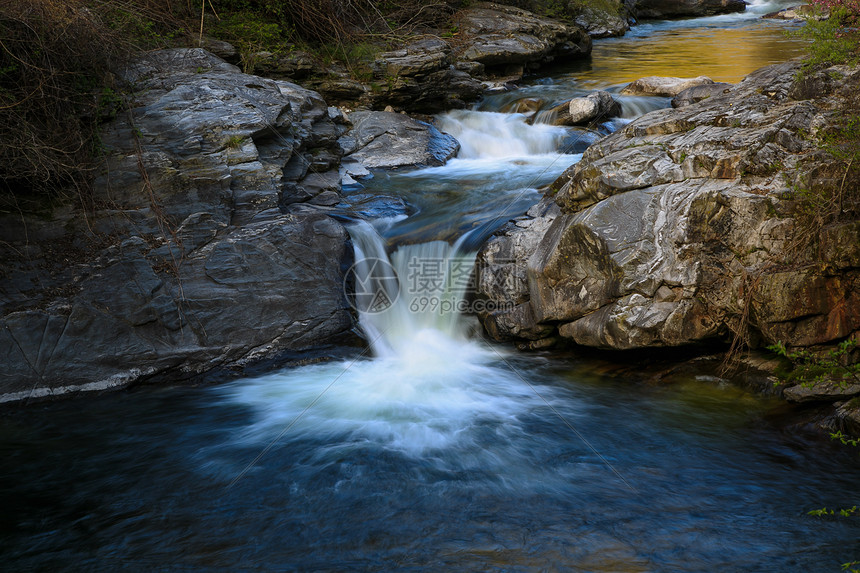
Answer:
(341, 111, 460, 170)
(454, 2, 592, 78)
(476, 62, 860, 354)
(0, 49, 355, 402)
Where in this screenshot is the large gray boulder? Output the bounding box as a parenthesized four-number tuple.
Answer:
(341, 111, 460, 170)
(92, 48, 347, 227)
(365, 37, 485, 113)
(455, 2, 592, 78)
(620, 75, 715, 97)
(476, 61, 860, 351)
(0, 48, 355, 403)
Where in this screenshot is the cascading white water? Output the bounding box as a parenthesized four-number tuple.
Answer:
(347, 219, 478, 357)
(220, 219, 551, 459)
(216, 97, 587, 459)
(436, 109, 569, 158)
(363, 107, 582, 245)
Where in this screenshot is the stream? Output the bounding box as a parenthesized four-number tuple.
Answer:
(2, 3, 859, 571)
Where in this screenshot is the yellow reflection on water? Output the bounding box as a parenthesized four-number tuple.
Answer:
(568, 26, 808, 88)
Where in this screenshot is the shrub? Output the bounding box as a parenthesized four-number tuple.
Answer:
(769, 339, 860, 389)
(0, 0, 187, 200)
(797, 0, 860, 69)
(210, 0, 456, 44)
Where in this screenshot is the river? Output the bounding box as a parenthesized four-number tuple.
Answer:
(2, 3, 859, 571)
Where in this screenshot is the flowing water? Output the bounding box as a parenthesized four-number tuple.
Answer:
(3, 6, 859, 572)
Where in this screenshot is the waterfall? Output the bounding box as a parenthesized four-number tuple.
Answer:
(435, 109, 568, 158)
(220, 220, 539, 457)
(347, 220, 478, 358)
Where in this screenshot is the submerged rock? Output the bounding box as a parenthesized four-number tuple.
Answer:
(476, 61, 860, 352)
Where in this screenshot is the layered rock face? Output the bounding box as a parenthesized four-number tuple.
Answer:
(0, 49, 355, 402)
(315, 38, 486, 113)
(313, 4, 592, 112)
(454, 2, 592, 77)
(366, 38, 486, 112)
(92, 49, 347, 226)
(632, 0, 747, 18)
(477, 62, 860, 352)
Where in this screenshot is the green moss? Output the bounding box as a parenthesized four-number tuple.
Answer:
(209, 11, 293, 73)
(225, 134, 245, 149)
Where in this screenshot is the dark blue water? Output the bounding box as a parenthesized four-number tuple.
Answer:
(1, 352, 858, 571)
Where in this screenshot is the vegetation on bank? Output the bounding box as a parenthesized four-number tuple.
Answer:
(0, 0, 856, 204)
(0, 0, 619, 203)
(791, 0, 860, 230)
(0, 1, 470, 198)
(772, 0, 860, 360)
(0, 0, 186, 201)
(0, 0, 433, 201)
(769, 338, 859, 390)
(798, 0, 860, 69)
